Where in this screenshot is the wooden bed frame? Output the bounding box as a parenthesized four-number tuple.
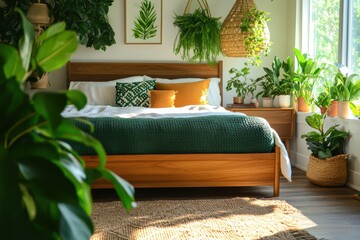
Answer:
(67, 61, 281, 197)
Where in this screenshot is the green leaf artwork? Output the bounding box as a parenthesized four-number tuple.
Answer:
(132, 0, 158, 40)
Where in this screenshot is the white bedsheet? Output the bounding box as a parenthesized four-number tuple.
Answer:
(62, 105, 292, 182)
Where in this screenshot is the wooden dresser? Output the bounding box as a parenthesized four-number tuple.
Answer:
(226, 108, 295, 154)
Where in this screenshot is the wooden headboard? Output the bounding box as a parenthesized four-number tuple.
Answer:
(66, 61, 223, 105)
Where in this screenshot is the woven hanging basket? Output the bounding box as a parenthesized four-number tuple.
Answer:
(220, 0, 270, 57)
(306, 154, 348, 187)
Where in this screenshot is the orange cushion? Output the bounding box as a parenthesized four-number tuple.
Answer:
(149, 90, 177, 108)
(155, 79, 210, 107)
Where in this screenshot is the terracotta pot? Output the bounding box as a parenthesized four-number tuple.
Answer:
(320, 107, 328, 115)
(297, 97, 311, 112)
(278, 95, 291, 108)
(233, 96, 244, 104)
(338, 101, 350, 118)
(306, 154, 348, 186)
(262, 97, 273, 108)
(327, 100, 338, 117)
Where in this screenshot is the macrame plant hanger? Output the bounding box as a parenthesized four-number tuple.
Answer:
(183, 0, 211, 16)
(220, 0, 270, 57)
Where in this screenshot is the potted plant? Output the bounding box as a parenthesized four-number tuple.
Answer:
(256, 56, 294, 108)
(239, 7, 271, 66)
(314, 92, 332, 114)
(335, 70, 360, 118)
(255, 75, 274, 107)
(292, 48, 322, 112)
(173, 0, 222, 65)
(0, 9, 135, 239)
(226, 63, 256, 104)
(301, 113, 349, 186)
(220, 0, 271, 67)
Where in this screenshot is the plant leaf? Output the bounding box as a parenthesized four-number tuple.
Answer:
(96, 168, 136, 211)
(32, 92, 68, 133)
(58, 203, 93, 240)
(0, 44, 26, 83)
(15, 8, 34, 71)
(36, 31, 78, 72)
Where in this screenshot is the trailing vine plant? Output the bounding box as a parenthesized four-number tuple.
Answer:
(173, 0, 222, 65)
(132, 0, 158, 40)
(240, 7, 272, 66)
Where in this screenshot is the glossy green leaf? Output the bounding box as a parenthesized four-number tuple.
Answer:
(32, 92, 68, 132)
(66, 90, 87, 110)
(0, 44, 25, 82)
(37, 22, 66, 43)
(55, 119, 106, 168)
(58, 203, 93, 240)
(15, 8, 34, 71)
(99, 168, 136, 211)
(12, 142, 59, 160)
(36, 31, 78, 72)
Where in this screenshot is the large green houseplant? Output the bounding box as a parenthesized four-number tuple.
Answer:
(0, 0, 115, 50)
(0, 9, 135, 239)
(301, 113, 349, 186)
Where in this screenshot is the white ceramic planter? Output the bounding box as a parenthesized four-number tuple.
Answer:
(272, 96, 279, 108)
(262, 97, 273, 107)
(278, 95, 291, 108)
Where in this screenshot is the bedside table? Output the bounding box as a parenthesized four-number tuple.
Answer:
(227, 108, 295, 154)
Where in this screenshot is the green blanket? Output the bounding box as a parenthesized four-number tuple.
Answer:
(69, 115, 274, 155)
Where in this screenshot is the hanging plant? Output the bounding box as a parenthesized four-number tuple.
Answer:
(240, 7, 272, 66)
(0, 0, 116, 51)
(220, 0, 272, 66)
(173, 0, 222, 65)
(132, 0, 158, 40)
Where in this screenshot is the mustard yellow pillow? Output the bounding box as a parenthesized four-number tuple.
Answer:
(155, 79, 210, 107)
(149, 90, 177, 108)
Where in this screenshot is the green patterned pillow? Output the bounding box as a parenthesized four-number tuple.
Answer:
(115, 80, 156, 107)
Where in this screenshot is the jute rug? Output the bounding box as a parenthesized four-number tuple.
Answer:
(91, 197, 318, 240)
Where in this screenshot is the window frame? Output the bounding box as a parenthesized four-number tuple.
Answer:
(302, 0, 356, 72)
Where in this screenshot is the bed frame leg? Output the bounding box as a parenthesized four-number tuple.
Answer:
(273, 146, 281, 197)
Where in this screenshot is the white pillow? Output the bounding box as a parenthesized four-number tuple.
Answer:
(144, 76, 221, 107)
(69, 76, 144, 106)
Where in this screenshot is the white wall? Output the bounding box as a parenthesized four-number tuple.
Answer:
(47, 0, 289, 106)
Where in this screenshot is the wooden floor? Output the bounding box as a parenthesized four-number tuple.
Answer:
(93, 168, 360, 240)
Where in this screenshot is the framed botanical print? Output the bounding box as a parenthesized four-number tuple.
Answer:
(125, 0, 163, 44)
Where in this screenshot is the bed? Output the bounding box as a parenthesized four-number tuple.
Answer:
(65, 61, 291, 197)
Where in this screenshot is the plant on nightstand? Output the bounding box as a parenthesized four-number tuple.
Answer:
(226, 63, 257, 104)
(301, 113, 349, 186)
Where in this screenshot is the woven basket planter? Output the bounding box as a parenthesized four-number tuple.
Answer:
(220, 0, 270, 57)
(306, 154, 348, 186)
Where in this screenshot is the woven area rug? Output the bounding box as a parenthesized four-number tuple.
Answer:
(91, 197, 318, 240)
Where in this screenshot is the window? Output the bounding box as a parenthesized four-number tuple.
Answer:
(303, 0, 360, 117)
(350, 0, 360, 73)
(304, 0, 360, 73)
